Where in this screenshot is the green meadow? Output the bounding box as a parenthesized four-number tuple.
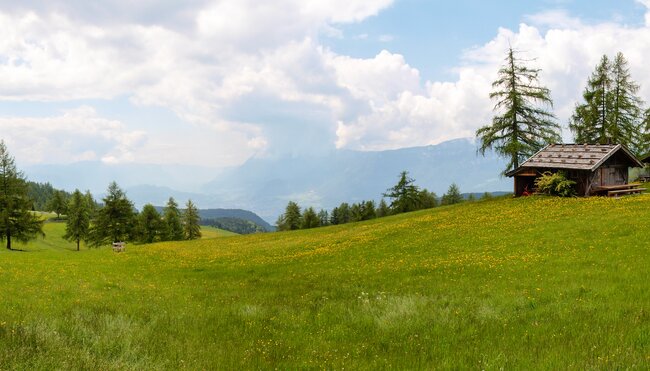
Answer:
(1, 195, 649, 369)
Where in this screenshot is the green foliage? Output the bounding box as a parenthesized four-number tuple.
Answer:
(27, 182, 70, 211)
(317, 210, 330, 227)
(301, 207, 320, 229)
(137, 204, 163, 244)
(162, 197, 184, 241)
(570, 53, 645, 152)
(418, 189, 438, 209)
(480, 192, 493, 200)
(47, 190, 68, 220)
(88, 182, 136, 247)
(383, 171, 420, 213)
(534, 171, 577, 197)
(63, 189, 90, 251)
(183, 200, 202, 240)
(330, 202, 351, 225)
(376, 199, 390, 218)
(476, 47, 560, 174)
(0, 140, 44, 250)
(441, 183, 463, 205)
(277, 201, 301, 231)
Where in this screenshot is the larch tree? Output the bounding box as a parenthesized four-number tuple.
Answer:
(138, 204, 163, 243)
(277, 201, 301, 231)
(183, 199, 202, 240)
(570, 53, 645, 152)
(0, 141, 44, 250)
(47, 190, 68, 220)
(162, 197, 184, 241)
(88, 182, 136, 247)
(441, 183, 463, 206)
(301, 207, 320, 229)
(64, 189, 90, 251)
(383, 171, 420, 214)
(477, 47, 560, 174)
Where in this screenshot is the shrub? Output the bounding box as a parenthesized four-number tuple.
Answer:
(534, 171, 576, 197)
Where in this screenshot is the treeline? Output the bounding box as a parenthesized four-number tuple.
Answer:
(201, 217, 266, 234)
(27, 182, 71, 212)
(0, 140, 202, 250)
(276, 171, 489, 231)
(67, 185, 202, 249)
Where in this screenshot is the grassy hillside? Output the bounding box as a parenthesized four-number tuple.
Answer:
(1, 195, 649, 368)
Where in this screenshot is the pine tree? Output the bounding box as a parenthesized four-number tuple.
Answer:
(477, 47, 560, 174)
(609, 52, 644, 152)
(570, 53, 644, 151)
(277, 201, 301, 231)
(418, 189, 438, 209)
(317, 209, 329, 227)
(0, 141, 44, 250)
(183, 199, 202, 240)
(301, 207, 320, 229)
(64, 189, 90, 251)
(137, 204, 163, 243)
(88, 182, 136, 247)
(376, 199, 390, 218)
(47, 190, 68, 220)
(441, 183, 463, 206)
(84, 190, 97, 219)
(336, 203, 351, 224)
(383, 171, 420, 214)
(162, 197, 184, 241)
(570, 55, 611, 144)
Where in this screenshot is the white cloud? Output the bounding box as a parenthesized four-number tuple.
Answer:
(0, 106, 145, 164)
(2, 1, 650, 167)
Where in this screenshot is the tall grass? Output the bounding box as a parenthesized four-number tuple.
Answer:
(1, 195, 649, 368)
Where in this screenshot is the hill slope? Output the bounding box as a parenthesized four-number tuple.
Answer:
(1, 195, 649, 368)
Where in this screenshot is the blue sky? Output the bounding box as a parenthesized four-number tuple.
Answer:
(1, 0, 650, 169)
(325, 0, 647, 80)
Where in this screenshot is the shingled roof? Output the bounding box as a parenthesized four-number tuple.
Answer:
(506, 144, 644, 177)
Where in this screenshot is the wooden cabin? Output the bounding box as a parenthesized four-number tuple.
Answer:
(506, 144, 644, 197)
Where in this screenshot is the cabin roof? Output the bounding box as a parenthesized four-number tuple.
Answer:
(506, 144, 644, 177)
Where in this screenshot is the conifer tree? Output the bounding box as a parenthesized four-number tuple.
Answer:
(162, 197, 184, 241)
(376, 199, 390, 218)
(183, 199, 202, 240)
(384, 171, 420, 214)
(137, 204, 163, 243)
(277, 201, 302, 231)
(0, 141, 44, 250)
(317, 209, 329, 227)
(418, 189, 438, 209)
(570, 53, 645, 151)
(301, 207, 320, 229)
(441, 183, 463, 206)
(47, 190, 68, 220)
(64, 189, 90, 251)
(88, 182, 136, 247)
(477, 47, 560, 174)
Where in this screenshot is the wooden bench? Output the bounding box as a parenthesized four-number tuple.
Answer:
(607, 188, 645, 197)
(638, 175, 650, 183)
(112, 242, 125, 252)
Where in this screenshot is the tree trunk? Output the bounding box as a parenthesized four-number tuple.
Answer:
(77, 239, 80, 251)
(6, 230, 11, 250)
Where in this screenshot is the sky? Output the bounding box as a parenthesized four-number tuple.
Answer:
(1, 0, 650, 168)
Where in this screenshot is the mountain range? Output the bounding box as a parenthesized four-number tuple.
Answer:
(23, 138, 511, 223)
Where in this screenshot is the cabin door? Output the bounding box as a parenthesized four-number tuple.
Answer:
(600, 167, 625, 186)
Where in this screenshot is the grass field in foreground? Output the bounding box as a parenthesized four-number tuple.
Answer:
(0, 195, 649, 369)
